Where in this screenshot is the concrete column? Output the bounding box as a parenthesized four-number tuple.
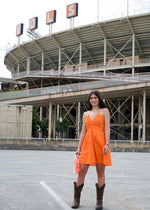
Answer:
(131, 95, 134, 142)
(79, 43, 82, 73)
(57, 81, 60, 122)
(58, 48, 61, 74)
(104, 38, 106, 76)
(48, 101, 52, 140)
(39, 79, 43, 135)
(40, 107, 42, 122)
(22, 107, 26, 138)
(27, 57, 30, 74)
(17, 63, 19, 74)
(77, 102, 81, 139)
(132, 33, 135, 76)
(41, 52, 44, 72)
(138, 95, 142, 142)
(41, 79, 43, 88)
(40, 80, 43, 117)
(53, 105, 56, 139)
(142, 90, 146, 143)
(26, 82, 29, 89)
(57, 105, 60, 121)
(56, 103, 60, 139)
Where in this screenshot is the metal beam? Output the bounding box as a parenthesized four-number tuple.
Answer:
(52, 35, 75, 65)
(73, 30, 96, 63)
(18, 46, 41, 69)
(34, 40, 57, 68)
(107, 37, 132, 66)
(127, 17, 143, 55)
(97, 24, 115, 55)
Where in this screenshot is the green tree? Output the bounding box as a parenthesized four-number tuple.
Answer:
(32, 109, 40, 137)
(39, 118, 48, 138)
(32, 109, 49, 138)
(56, 114, 71, 136)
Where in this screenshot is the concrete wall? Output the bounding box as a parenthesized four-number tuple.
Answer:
(0, 139, 150, 152)
(0, 105, 32, 138)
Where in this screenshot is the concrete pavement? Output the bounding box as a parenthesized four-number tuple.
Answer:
(0, 150, 149, 210)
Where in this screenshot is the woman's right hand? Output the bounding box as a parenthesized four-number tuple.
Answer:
(75, 148, 81, 156)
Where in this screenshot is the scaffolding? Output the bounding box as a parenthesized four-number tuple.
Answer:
(2, 13, 150, 142)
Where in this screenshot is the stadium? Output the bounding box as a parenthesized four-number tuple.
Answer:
(1, 4, 150, 143)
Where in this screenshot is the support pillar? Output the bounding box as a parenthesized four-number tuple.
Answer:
(48, 101, 52, 140)
(77, 102, 81, 139)
(132, 34, 135, 76)
(41, 52, 44, 72)
(79, 43, 82, 73)
(142, 90, 146, 143)
(138, 95, 142, 142)
(39, 79, 43, 136)
(131, 95, 134, 142)
(17, 63, 19, 74)
(27, 57, 30, 74)
(39, 106, 43, 138)
(58, 48, 61, 74)
(53, 105, 56, 139)
(40, 107, 42, 122)
(104, 38, 106, 76)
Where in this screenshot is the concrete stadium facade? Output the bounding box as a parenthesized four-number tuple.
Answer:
(1, 12, 150, 142)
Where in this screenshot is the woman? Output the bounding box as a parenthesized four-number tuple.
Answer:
(71, 90, 112, 210)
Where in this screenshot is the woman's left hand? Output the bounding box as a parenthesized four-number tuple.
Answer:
(103, 144, 109, 154)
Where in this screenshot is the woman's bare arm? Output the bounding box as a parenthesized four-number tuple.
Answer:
(103, 108, 110, 154)
(104, 108, 110, 144)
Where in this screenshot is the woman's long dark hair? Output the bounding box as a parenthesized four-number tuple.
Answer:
(88, 90, 107, 110)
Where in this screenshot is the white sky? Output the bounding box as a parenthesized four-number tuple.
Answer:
(0, 0, 150, 78)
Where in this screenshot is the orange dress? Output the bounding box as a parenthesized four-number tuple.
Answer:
(79, 111, 112, 166)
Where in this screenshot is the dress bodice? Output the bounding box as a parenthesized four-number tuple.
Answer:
(85, 113, 105, 131)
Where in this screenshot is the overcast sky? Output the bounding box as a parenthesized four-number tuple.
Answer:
(0, 0, 150, 78)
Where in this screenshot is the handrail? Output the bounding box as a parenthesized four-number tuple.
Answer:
(13, 57, 150, 79)
(0, 74, 150, 101)
(13, 70, 131, 79)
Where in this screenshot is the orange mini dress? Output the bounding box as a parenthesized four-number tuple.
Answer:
(79, 111, 112, 166)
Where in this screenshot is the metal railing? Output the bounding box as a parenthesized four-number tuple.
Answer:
(12, 57, 150, 79)
(0, 74, 150, 101)
(13, 70, 131, 80)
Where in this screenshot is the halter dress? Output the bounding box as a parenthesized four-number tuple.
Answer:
(79, 111, 112, 166)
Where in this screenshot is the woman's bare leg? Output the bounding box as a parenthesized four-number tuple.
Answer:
(96, 164, 105, 187)
(76, 164, 89, 186)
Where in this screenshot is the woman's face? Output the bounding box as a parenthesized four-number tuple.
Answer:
(89, 94, 99, 107)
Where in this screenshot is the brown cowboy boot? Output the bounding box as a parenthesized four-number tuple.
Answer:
(71, 182, 84, 208)
(95, 183, 105, 210)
